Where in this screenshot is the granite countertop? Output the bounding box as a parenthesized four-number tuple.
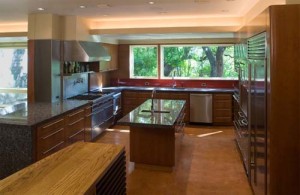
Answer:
(117, 99, 185, 128)
(0, 100, 90, 126)
(102, 86, 233, 93)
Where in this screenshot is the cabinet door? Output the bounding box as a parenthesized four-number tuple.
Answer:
(213, 93, 233, 125)
(36, 117, 66, 160)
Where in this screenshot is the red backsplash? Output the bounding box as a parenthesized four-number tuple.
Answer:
(111, 78, 237, 89)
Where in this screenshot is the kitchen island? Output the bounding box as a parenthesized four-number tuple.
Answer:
(0, 100, 91, 179)
(118, 99, 186, 170)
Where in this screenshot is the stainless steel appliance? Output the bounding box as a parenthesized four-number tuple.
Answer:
(248, 32, 267, 195)
(69, 91, 114, 140)
(233, 94, 249, 175)
(189, 93, 212, 123)
(112, 92, 122, 124)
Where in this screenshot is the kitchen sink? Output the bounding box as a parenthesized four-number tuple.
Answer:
(141, 110, 170, 114)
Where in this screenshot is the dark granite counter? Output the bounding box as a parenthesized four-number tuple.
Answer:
(0, 100, 90, 126)
(102, 86, 233, 93)
(118, 99, 185, 128)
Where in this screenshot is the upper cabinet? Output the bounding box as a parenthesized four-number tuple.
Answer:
(102, 43, 118, 71)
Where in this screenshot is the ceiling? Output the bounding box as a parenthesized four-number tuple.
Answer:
(0, 0, 286, 41)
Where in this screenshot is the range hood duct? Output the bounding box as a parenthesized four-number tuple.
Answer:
(63, 41, 111, 62)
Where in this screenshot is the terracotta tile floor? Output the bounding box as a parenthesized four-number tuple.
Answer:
(94, 125, 253, 195)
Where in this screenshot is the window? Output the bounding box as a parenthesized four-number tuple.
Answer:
(0, 46, 28, 88)
(130, 45, 158, 78)
(161, 45, 236, 79)
(0, 43, 28, 104)
(129, 44, 237, 79)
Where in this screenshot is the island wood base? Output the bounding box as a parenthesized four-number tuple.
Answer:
(130, 126, 175, 167)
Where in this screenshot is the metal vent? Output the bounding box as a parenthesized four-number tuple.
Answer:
(247, 32, 266, 60)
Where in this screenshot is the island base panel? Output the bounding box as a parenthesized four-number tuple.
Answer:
(130, 126, 175, 167)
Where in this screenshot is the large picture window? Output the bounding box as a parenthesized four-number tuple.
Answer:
(129, 44, 237, 79)
(130, 45, 158, 78)
(161, 45, 236, 79)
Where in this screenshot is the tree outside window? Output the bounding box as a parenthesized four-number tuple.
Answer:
(161, 45, 237, 79)
(130, 45, 158, 78)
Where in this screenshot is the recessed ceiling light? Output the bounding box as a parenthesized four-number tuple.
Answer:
(79, 5, 86, 9)
(149, 1, 155, 5)
(37, 7, 45, 11)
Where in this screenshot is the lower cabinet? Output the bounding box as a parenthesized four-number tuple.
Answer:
(213, 93, 233, 125)
(36, 105, 90, 160)
(122, 90, 190, 122)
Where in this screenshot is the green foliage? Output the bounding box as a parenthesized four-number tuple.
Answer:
(131, 45, 237, 79)
(132, 46, 158, 77)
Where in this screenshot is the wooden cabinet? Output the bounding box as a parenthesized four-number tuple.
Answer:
(213, 93, 232, 125)
(103, 43, 118, 71)
(156, 91, 190, 122)
(36, 117, 66, 160)
(65, 108, 85, 146)
(122, 90, 151, 115)
(122, 90, 190, 122)
(36, 105, 91, 160)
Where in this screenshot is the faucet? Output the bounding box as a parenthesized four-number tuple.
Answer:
(172, 71, 177, 88)
(151, 88, 156, 113)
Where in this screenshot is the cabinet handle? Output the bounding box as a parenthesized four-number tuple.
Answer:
(68, 129, 85, 139)
(68, 110, 84, 117)
(42, 119, 64, 129)
(42, 141, 64, 154)
(68, 117, 84, 126)
(85, 113, 93, 117)
(42, 128, 64, 140)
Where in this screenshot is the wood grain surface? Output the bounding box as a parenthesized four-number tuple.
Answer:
(0, 142, 124, 195)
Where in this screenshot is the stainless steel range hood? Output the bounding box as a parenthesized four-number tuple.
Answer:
(63, 41, 111, 62)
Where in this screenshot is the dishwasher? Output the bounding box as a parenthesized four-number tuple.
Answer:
(190, 93, 212, 123)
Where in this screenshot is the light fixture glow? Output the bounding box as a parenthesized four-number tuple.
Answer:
(79, 5, 86, 9)
(149, 1, 154, 5)
(37, 7, 45, 11)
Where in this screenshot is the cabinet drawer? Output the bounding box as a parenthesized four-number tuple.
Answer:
(37, 118, 65, 138)
(123, 97, 137, 105)
(36, 127, 65, 160)
(67, 109, 85, 124)
(214, 109, 232, 117)
(66, 117, 85, 138)
(214, 100, 232, 109)
(123, 91, 137, 97)
(213, 93, 232, 100)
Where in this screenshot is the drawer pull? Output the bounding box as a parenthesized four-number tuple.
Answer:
(68, 118, 84, 126)
(42, 141, 64, 154)
(42, 128, 64, 139)
(68, 129, 85, 139)
(68, 110, 84, 117)
(42, 119, 64, 129)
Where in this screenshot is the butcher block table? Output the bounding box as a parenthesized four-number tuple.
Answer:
(0, 142, 126, 195)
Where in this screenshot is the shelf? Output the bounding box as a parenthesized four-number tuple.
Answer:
(62, 71, 95, 77)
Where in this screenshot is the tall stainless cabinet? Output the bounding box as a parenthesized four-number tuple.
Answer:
(235, 5, 300, 195)
(248, 32, 267, 195)
(31, 40, 61, 102)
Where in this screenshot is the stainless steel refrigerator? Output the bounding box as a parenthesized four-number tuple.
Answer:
(248, 32, 267, 195)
